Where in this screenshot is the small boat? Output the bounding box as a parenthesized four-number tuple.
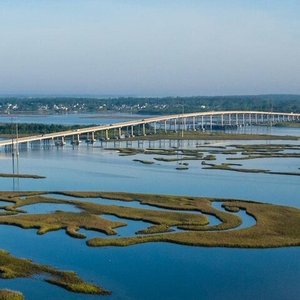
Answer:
(176, 162, 189, 170)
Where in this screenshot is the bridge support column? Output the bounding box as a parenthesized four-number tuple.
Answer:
(174, 119, 177, 132)
(242, 114, 245, 125)
(229, 114, 232, 126)
(91, 132, 95, 141)
(183, 118, 187, 131)
(235, 114, 238, 125)
(142, 124, 146, 136)
(131, 126, 134, 137)
(201, 116, 204, 130)
(105, 130, 109, 140)
(154, 122, 157, 134)
(164, 121, 167, 133)
(192, 117, 196, 131)
(221, 115, 224, 126)
(118, 128, 122, 139)
(210, 115, 213, 131)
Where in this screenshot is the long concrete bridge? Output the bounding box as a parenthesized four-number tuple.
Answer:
(1, 110, 300, 148)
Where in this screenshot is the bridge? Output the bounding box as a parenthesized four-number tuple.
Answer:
(1, 110, 300, 149)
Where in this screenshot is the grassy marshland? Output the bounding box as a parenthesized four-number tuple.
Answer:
(121, 131, 299, 141)
(132, 159, 154, 164)
(0, 250, 109, 295)
(0, 191, 299, 296)
(0, 173, 45, 179)
(0, 211, 125, 238)
(0, 289, 24, 300)
(202, 163, 300, 176)
(0, 191, 298, 248)
(0, 192, 242, 234)
(87, 199, 300, 248)
(107, 143, 300, 175)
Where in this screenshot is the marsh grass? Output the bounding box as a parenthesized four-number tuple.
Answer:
(0, 289, 24, 300)
(0, 174, 45, 179)
(0, 250, 109, 295)
(0, 191, 298, 249)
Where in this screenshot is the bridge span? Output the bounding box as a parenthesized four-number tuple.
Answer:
(1, 110, 299, 148)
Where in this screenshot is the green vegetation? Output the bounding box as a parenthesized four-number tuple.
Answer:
(87, 199, 300, 248)
(0, 290, 24, 300)
(122, 131, 299, 141)
(0, 191, 299, 296)
(132, 159, 154, 165)
(0, 191, 298, 249)
(0, 173, 45, 179)
(107, 143, 300, 175)
(227, 153, 300, 160)
(1, 94, 300, 114)
(0, 123, 90, 138)
(0, 250, 109, 295)
(202, 163, 300, 176)
(274, 121, 300, 128)
(0, 191, 242, 234)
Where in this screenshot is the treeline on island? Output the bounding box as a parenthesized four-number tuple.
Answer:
(0, 123, 89, 135)
(1, 94, 300, 115)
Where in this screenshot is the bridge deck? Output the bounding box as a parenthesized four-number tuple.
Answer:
(1, 110, 299, 147)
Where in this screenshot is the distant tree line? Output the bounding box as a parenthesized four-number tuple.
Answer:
(0, 123, 88, 135)
(0, 94, 300, 114)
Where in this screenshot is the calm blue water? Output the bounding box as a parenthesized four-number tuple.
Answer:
(0, 225, 299, 300)
(0, 115, 299, 300)
(0, 112, 151, 125)
(21, 203, 81, 214)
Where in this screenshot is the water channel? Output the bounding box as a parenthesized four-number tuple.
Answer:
(0, 113, 299, 300)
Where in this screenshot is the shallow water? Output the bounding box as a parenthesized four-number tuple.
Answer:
(0, 112, 151, 126)
(212, 202, 256, 230)
(0, 121, 299, 300)
(0, 225, 299, 300)
(1, 143, 299, 208)
(0, 200, 13, 206)
(21, 203, 81, 214)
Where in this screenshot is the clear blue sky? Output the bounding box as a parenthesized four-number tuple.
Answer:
(0, 0, 299, 96)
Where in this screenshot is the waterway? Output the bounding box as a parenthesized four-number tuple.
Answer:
(0, 114, 299, 300)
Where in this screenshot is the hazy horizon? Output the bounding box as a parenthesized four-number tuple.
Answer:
(1, 1, 300, 96)
(1, 93, 300, 99)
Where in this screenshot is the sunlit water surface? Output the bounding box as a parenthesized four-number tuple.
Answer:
(0, 116, 299, 300)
